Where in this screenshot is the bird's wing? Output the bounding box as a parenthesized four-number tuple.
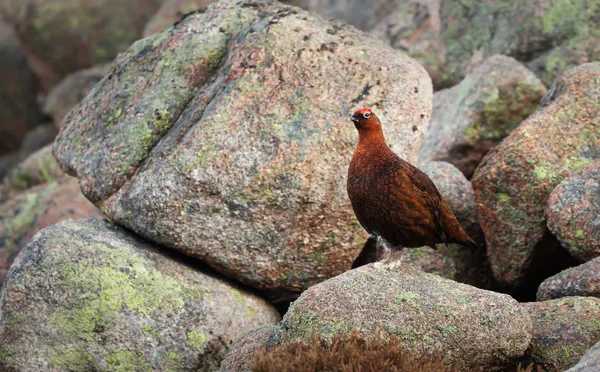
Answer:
(403, 163, 448, 244)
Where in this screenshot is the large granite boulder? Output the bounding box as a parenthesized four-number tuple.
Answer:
(524, 297, 600, 371)
(419, 55, 546, 178)
(472, 63, 600, 288)
(278, 264, 531, 371)
(54, 0, 433, 292)
(0, 0, 163, 88)
(0, 178, 102, 284)
(0, 19, 41, 154)
(0, 219, 280, 371)
(537, 258, 600, 301)
(547, 162, 600, 263)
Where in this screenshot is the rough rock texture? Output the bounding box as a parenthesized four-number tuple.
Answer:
(279, 264, 531, 371)
(565, 340, 600, 372)
(220, 325, 281, 372)
(294, 0, 600, 89)
(419, 56, 547, 178)
(17, 123, 58, 160)
(43, 64, 110, 128)
(0, 0, 163, 88)
(0, 219, 281, 371)
(144, 0, 217, 36)
(0, 19, 41, 154)
(0, 179, 102, 284)
(54, 0, 433, 292)
(537, 258, 600, 301)
(472, 63, 600, 288)
(547, 162, 600, 263)
(524, 297, 600, 371)
(0, 145, 64, 202)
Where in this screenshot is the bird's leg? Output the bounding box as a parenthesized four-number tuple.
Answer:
(372, 237, 392, 269)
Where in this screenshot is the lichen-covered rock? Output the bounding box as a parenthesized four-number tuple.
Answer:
(17, 123, 58, 160)
(546, 162, 600, 263)
(419, 56, 547, 178)
(279, 264, 531, 370)
(220, 325, 281, 372)
(0, 145, 64, 202)
(0, 219, 281, 371)
(43, 64, 110, 128)
(0, 179, 102, 284)
(0, 0, 163, 88)
(537, 258, 600, 301)
(295, 1, 600, 89)
(472, 63, 600, 288)
(0, 19, 41, 154)
(143, 0, 217, 36)
(524, 297, 600, 371)
(54, 0, 432, 292)
(565, 340, 600, 372)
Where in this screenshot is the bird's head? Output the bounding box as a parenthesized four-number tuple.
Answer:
(350, 108, 381, 131)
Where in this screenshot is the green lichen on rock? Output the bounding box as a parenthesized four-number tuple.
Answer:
(0, 220, 280, 371)
(279, 264, 531, 370)
(525, 297, 600, 371)
(187, 331, 208, 351)
(472, 63, 600, 288)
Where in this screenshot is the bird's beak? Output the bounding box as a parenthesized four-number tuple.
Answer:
(350, 115, 359, 123)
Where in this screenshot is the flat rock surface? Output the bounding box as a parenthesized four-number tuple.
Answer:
(537, 258, 600, 301)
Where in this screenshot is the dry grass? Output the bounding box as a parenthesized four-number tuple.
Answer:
(251, 333, 541, 372)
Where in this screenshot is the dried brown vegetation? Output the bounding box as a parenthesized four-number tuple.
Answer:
(252, 333, 462, 372)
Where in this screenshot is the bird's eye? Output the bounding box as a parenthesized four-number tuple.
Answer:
(363, 112, 370, 118)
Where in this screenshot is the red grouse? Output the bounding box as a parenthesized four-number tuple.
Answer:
(347, 108, 476, 265)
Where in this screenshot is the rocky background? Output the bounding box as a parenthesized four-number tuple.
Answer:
(0, 0, 598, 371)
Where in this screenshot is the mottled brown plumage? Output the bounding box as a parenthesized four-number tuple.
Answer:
(347, 108, 477, 257)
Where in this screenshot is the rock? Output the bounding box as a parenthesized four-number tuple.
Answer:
(0, 145, 64, 202)
(0, 0, 163, 88)
(220, 325, 281, 372)
(419, 56, 547, 178)
(0, 153, 19, 181)
(527, 36, 600, 88)
(566, 340, 600, 372)
(17, 123, 58, 160)
(144, 0, 217, 36)
(295, 1, 600, 89)
(0, 19, 41, 154)
(537, 258, 600, 301)
(472, 63, 600, 288)
(0, 178, 102, 284)
(0, 219, 281, 371)
(54, 0, 433, 292)
(43, 64, 110, 128)
(546, 162, 600, 263)
(279, 264, 531, 370)
(524, 297, 600, 371)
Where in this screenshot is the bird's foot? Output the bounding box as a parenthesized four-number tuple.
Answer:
(372, 259, 388, 269)
(372, 254, 403, 270)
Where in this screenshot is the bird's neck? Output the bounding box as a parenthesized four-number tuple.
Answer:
(357, 128, 388, 152)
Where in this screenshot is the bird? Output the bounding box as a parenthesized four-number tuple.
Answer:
(347, 108, 477, 267)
